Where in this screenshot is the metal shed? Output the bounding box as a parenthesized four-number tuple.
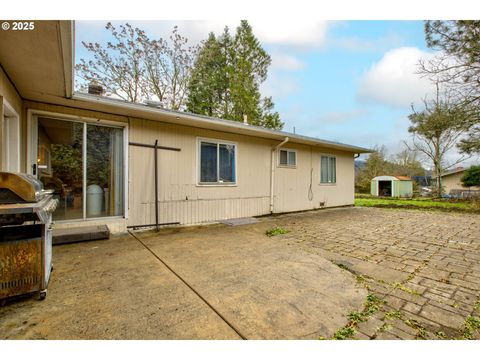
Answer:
(371, 175, 413, 198)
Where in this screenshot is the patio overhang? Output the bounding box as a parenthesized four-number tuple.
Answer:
(0, 20, 74, 102)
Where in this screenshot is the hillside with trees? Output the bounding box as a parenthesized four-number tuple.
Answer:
(355, 146, 426, 193)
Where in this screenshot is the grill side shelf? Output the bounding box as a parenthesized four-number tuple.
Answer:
(0, 197, 58, 216)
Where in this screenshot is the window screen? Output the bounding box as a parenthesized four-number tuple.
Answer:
(321, 155, 336, 183)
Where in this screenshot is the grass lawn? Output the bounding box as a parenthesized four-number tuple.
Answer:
(355, 196, 480, 213)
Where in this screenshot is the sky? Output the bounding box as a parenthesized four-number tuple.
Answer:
(75, 20, 474, 166)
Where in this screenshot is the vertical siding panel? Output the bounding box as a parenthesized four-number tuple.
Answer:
(128, 116, 353, 227)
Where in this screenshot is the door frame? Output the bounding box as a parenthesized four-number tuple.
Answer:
(27, 108, 129, 221)
(378, 180, 393, 197)
(2, 99, 21, 172)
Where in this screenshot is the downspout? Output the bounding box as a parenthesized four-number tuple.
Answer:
(270, 137, 289, 213)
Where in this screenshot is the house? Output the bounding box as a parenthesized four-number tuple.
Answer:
(439, 168, 480, 196)
(0, 21, 371, 233)
(371, 175, 413, 198)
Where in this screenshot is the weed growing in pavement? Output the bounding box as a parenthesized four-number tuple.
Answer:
(460, 315, 480, 339)
(335, 263, 351, 272)
(331, 293, 385, 340)
(404, 318, 428, 339)
(333, 326, 355, 340)
(265, 227, 289, 237)
(392, 282, 420, 296)
(385, 311, 402, 320)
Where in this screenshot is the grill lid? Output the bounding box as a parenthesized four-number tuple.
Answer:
(0, 172, 46, 203)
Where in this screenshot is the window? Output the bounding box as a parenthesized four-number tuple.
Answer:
(199, 140, 236, 184)
(279, 149, 296, 167)
(320, 155, 336, 184)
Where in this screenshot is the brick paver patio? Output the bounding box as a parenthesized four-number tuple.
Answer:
(272, 207, 480, 339)
(1, 206, 479, 339)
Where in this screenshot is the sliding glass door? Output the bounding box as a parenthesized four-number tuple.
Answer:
(36, 116, 124, 221)
(86, 124, 124, 218)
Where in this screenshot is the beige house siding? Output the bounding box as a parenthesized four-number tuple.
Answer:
(273, 144, 354, 213)
(0, 66, 22, 113)
(128, 117, 273, 226)
(128, 118, 355, 226)
(0, 66, 23, 170)
(442, 172, 480, 194)
(15, 102, 357, 231)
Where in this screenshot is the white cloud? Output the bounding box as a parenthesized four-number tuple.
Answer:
(330, 33, 403, 52)
(358, 47, 436, 108)
(76, 20, 329, 48)
(248, 20, 328, 47)
(318, 109, 369, 124)
(261, 74, 301, 99)
(270, 52, 305, 71)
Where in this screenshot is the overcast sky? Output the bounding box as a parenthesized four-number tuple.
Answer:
(75, 20, 478, 166)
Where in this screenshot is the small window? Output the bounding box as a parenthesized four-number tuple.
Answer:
(320, 155, 336, 183)
(279, 149, 296, 167)
(199, 140, 236, 184)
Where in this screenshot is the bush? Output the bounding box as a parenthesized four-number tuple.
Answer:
(461, 166, 480, 188)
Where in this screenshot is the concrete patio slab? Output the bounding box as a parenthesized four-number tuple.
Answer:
(135, 223, 366, 339)
(0, 234, 241, 339)
(0, 218, 366, 340)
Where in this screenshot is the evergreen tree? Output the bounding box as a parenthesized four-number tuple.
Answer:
(421, 21, 480, 154)
(355, 146, 390, 193)
(187, 31, 231, 118)
(186, 21, 283, 130)
(461, 166, 480, 188)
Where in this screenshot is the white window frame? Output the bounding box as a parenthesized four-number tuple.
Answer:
(320, 154, 336, 185)
(196, 137, 237, 186)
(27, 109, 129, 221)
(278, 148, 297, 168)
(2, 100, 20, 172)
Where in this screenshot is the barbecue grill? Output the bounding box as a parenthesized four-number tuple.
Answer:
(0, 172, 58, 301)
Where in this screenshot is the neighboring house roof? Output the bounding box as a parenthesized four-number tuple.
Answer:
(440, 168, 465, 178)
(372, 175, 412, 181)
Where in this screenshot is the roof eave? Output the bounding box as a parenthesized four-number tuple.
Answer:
(71, 92, 373, 154)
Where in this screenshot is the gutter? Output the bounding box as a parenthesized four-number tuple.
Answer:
(71, 93, 373, 154)
(270, 137, 289, 213)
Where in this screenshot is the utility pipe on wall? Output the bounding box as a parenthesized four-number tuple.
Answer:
(270, 137, 289, 213)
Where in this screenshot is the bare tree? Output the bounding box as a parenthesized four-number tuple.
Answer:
(76, 23, 145, 102)
(405, 84, 472, 196)
(140, 26, 198, 110)
(419, 21, 480, 154)
(389, 147, 425, 178)
(76, 23, 198, 110)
